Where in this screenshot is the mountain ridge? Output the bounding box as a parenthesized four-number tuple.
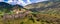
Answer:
(23, 0, 60, 12)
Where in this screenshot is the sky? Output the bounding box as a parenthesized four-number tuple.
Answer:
(0, 0, 48, 6)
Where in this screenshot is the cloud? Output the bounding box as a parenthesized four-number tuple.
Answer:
(26, 0, 31, 3)
(0, 0, 48, 6)
(6, 0, 17, 5)
(30, 0, 48, 3)
(6, 0, 31, 6)
(21, 0, 32, 6)
(6, 0, 25, 5)
(17, 0, 26, 6)
(16, 0, 32, 6)
(0, 0, 4, 2)
(7, 0, 13, 3)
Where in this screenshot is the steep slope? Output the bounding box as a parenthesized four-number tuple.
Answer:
(24, 0, 60, 12)
(23, 1, 56, 9)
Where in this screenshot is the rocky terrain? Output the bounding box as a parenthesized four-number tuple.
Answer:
(0, 0, 60, 24)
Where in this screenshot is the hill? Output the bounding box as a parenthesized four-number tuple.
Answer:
(0, 0, 60, 24)
(24, 0, 60, 12)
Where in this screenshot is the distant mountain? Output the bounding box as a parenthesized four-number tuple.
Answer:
(0, 0, 60, 12)
(23, 0, 60, 12)
(49, 0, 60, 2)
(0, 2, 24, 10)
(0, 2, 13, 8)
(0, 2, 24, 8)
(23, 1, 50, 9)
(0, 2, 26, 13)
(13, 4, 23, 8)
(0, 2, 14, 11)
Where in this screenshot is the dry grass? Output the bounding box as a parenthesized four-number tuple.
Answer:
(0, 12, 60, 24)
